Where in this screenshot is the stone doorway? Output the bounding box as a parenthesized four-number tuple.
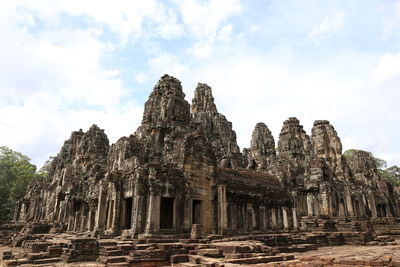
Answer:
(124, 197, 133, 229)
(160, 197, 174, 229)
(192, 200, 202, 225)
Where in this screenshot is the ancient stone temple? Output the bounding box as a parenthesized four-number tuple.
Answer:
(13, 75, 400, 237)
(3, 74, 400, 266)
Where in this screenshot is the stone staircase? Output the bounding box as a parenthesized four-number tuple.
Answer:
(168, 243, 299, 267)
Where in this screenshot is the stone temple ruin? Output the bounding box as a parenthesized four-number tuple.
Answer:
(1, 74, 400, 266)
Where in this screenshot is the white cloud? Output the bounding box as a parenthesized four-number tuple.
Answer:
(176, 0, 241, 39)
(134, 72, 150, 84)
(369, 52, 400, 86)
(148, 53, 189, 78)
(151, 5, 184, 39)
(307, 10, 344, 44)
(217, 24, 234, 42)
(0, 1, 146, 167)
(2, 0, 400, 171)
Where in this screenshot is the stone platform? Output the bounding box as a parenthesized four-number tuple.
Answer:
(1, 231, 399, 267)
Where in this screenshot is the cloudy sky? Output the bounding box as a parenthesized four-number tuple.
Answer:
(1, 0, 400, 168)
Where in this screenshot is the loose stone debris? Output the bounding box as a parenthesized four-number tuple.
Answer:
(1, 74, 400, 266)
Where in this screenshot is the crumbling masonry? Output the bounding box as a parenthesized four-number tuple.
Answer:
(13, 74, 400, 237)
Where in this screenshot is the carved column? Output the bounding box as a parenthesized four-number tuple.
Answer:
(277, 207, 283, 229)
(67, 216, 74, 231)
(292, 207, 298, 230)
(320, 192, 331, 216)
(307, 193, 314, 216)
(106, 200, 114, 229)
(67, 199, 74, 231)
(73, 211, 81, 231)
(94, 182, 108, 232)
(217, 185, 228, 235)
(13, 201, 21, 222)
(131, 191, 145, 236)
(358, 198, 365, 218)
(345, 189, 355, 217)
(111, 184, 121, 234)
(231, 202, 237, 231)
(80, 204, 87, 231)
(282, 207, 289, 231)
(271, 208, 277, 229)
(145, 188, 160, 234)
(87, 210, 93, 232)
(338, 197, 346, 217)
(260, 206, 267, 231)
(385, 205, 392, 217)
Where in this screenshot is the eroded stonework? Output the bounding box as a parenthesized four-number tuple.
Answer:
(12, 74, 400, 238)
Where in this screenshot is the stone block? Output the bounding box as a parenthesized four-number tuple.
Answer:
(170, 254, 189, 263)
(191, 224, 202, 239)
(2, 250, 12, 260)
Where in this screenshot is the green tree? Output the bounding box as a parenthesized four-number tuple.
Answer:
(37, 156, 54, 177)
(380, 165, 400, 186)
(0, 146, 37, 223)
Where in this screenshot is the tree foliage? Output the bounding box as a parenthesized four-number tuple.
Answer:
(0, 146, 37, 223)
(379, 165, 400, 186)
(37, 156, 54, 177)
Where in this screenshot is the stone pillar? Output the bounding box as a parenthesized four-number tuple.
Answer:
(53, 197, 60, 222)
(345, 190, 355, 217)
(183, 198, 191, 231)
(111, 189, 121, 233)
(260, 206, 267, 231)
(246, 203, 254, 232)
(320, 192, 331, 216)
(271, 208, 277, 229)
(57, 201, 64, 222)
(282, 207, 289, 231)
(94, 183, 108, 232)
(385, 205, 392, 217)
(292, 208, 298, 230)
(13, 203, 25, 222)
(80, 204, 87, 231)
(145, 191, 160, 234)
(231, 203, 237, 231)
(13, 202, 21, 222)
(87, 210, 93, 231)
(73, 211, 81, 231)
(338, 199, 345, 217)
(277, 207, 283, 229)
(106, 200, 113, 229)
(16, 202, 23, 222)
(218, 185, 228, 235)
(67, 215, 74, 231)
(265, 208, 271, 229)
(358, 199, 365, 218)
(132, 193, 146, 236)
(62, 198, 70, 223)
(307, 193, 314, 216)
